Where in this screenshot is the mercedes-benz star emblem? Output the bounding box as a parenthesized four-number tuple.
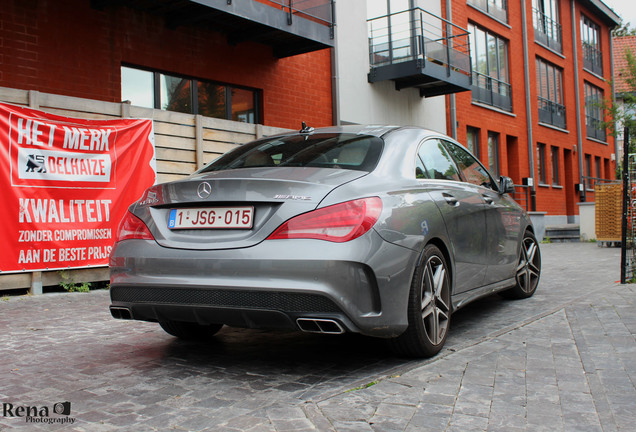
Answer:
(197, 182, 212, 199)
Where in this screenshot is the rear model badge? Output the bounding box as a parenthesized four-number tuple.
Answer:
(273, 194, 311, 200)
(197, 182, 212, 199)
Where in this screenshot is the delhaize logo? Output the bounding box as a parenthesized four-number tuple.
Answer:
(10, 116, 116, 188)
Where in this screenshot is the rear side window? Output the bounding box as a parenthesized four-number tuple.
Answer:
(442, 140, 498, 190)
(199, 133, 384, 173)
(416, 139, 461, 181)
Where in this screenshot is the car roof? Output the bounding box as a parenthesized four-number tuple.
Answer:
(278, 124, 442, 140)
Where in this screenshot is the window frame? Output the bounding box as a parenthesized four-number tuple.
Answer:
(532, 0, 562, 53)
(536, 57, 566, 129)
(121, 65, 261, 124)
(537, 143, 547, 185)
(581, 15, 603, 76)
(468, 23, 512, 112)
(466, 126, 480, 159)
(584, 81, 606, 141)
(551, 146, 560, 186)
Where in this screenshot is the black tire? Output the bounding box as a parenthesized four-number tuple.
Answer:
(389, 244, 451, 358)
(501, 231, 541, 299)
(159, 320, 223, 340)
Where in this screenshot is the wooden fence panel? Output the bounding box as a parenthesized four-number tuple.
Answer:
(0, 86, 288, 292)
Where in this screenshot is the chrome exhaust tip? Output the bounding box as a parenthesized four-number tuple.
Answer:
(110, 306, 133, 320)
(296, 318, 345, 334)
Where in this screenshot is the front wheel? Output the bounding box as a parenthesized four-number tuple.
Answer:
(501, 231, 541, 299)
(159, 320, 223, 340)
(389, 244, 451, 358)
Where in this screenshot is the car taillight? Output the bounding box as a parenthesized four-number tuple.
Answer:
(115, 211, 154, 242)
(267, 197, 382, 243)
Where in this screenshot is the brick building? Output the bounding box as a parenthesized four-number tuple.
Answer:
(0, 0, 334, 130)
(445, 0, 620, 224)
(613, 34, 636, 155)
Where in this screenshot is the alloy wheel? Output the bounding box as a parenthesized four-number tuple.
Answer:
(516, 236, 541, 294)
(421, 255, 450, 346)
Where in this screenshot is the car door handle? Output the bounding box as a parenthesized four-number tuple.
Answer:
(482, 194, 494, 205)
(442, 193, 458, 206)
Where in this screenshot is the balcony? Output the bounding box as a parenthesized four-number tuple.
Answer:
(367, 7, 472, 98)
(92, 0, 334, 58)
(538, 97, 566, 129)
(472, 71, 512, 111)
(583, 43, 603, 76)
(533, 7, 562, 53)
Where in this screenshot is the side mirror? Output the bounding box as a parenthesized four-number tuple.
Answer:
(499, 176, 515, 195)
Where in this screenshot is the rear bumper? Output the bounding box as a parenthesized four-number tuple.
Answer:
(109, 231, 418, 338)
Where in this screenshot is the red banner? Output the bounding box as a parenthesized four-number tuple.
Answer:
(0, 103, 156, 273)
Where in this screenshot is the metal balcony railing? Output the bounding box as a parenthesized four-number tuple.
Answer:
(538, 97, 566, 129)
(368, 7, 472, 79)
(583, 43, 603, 76)
(586, 115, 607, 141)
(262, 0, 334, 27)
(467, 0, 508, 23)
(472, 71, 512, 111)
(532, 7, 562, 53)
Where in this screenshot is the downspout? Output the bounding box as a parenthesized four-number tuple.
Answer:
(520, 0, 536, 210)
(571, 0, 585, 201)
(446, 0, 457, 139)
(331, 1, 340, 126)
(610, 36, 618, 165)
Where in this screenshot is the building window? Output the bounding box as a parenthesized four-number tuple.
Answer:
(537, 143, 547, 184)
(536, 57, 566, 129)
(581, 15, 602, 76)
(121, 66, 260, 124)
(469, 24, 512, 111)
(532, 0, 562, 53)
(584, 82, 606, 141)
(595, 156, 601, 180)
(467, 0, 508, 23)
(160, 74, 192, 113)
(551, 146, 560, 185)
(488, 131, 500, 178)
(466, 126, 480, 158)
(121, 67, 155, 109)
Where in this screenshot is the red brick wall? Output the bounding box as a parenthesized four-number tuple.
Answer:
(0, 0, 333, 130)
(444, 0, 616, 217)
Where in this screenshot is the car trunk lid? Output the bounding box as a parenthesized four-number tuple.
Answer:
(132, 167, 367, 250)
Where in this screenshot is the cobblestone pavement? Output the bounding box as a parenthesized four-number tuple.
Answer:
(1, 243, 634, 431)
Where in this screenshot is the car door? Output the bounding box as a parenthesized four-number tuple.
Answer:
(442, 140, 522, 286)
(417, 139, 488, 293)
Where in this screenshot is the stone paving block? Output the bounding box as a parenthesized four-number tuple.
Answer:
(406, 412, 451, 430)
(372, 402, 417, 419)
(447, 412, 489, 431)
(332, 420, 374, 432)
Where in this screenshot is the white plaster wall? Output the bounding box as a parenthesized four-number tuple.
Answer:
(334, 0, 446, 133)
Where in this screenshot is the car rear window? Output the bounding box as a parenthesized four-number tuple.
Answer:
(198, 133, 384, 173)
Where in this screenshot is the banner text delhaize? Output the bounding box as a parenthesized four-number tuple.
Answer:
(0, 103, 156, 273)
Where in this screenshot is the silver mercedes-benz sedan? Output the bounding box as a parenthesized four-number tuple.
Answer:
(109, 125, 541, 357)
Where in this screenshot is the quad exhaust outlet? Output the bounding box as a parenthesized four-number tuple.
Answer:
(296, 318, 345, 334)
